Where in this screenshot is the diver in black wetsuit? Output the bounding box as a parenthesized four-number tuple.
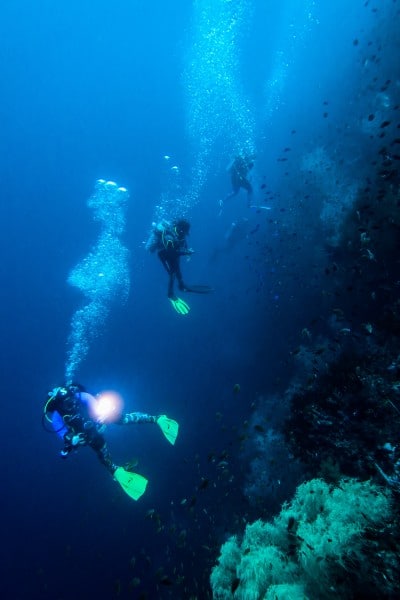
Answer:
(146, 218, 212, 314)
(43, 383, 179, 500)
(156, 219, 194, 299)
(43, 383, 158, 473)
(224, 155, 255, 206)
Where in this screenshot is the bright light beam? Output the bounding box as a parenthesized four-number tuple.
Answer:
(90, 390, 124, 424)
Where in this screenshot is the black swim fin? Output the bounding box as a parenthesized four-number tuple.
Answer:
(184, 285, 213, 294)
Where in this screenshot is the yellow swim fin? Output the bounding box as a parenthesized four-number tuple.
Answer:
(169, 297, 190, 315)
(114, 467, 148, 501)
(156, 415, 179, 445)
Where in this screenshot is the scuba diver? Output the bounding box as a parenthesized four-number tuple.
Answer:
(210, 217, 250, 263)
(146, 217, 212, 315)
(223, 154, 255, 207)
(43, 383, 179, 501)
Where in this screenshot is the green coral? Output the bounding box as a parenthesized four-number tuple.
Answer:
(265, 583, 307, 600)
(210, 478, 394, 599)
(211, 536, 241, 600)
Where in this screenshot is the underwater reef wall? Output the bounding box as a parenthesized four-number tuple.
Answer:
(211, 478, 397, 599)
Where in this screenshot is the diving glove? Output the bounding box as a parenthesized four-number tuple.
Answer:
(71, 433, 86, 446)
(156, 415, 179, 445)
(169, 297, 190, 315)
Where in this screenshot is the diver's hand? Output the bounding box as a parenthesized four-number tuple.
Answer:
(185, 248, 194, 261)
(71, 433, 86, 446)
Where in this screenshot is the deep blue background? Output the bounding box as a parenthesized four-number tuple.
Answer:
(0, 1, 393, 598)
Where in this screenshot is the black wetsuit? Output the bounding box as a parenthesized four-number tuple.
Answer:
(47, 385, 155, 474)
(157, 228, 191, 299)
(47, 385, 116, 472)
(226, 156, 254, 203)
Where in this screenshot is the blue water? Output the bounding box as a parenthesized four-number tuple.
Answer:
(1, 1, 398, 598)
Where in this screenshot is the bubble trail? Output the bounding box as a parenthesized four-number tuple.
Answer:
(65, 179, 130, 382)
(182, 0, 255, 210)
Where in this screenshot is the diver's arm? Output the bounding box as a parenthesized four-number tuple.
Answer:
(178, 240, 194, 256)
(178, 248, 194, 256)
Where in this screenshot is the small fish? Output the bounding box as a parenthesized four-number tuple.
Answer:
(217, 460, 229, 469)
(254, 424, 266, 433)
(129, 577, 140, 588)
(198, 478, 209, 490)
(339, 327, 351, 335)
(306, 543, 314, 551)
(125, 457, 139, 470)
(314, 347, 325, 355)
(114, 579, 121, 596)
(287, 516, 295, 530)
(178, 530, 187, 544)
(231, 578, 240, 593)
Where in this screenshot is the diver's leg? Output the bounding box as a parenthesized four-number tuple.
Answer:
(168, 272, 175, 298)
(122, 412, 156, 425)
(242, 180, 253, 207)
(175, 260, 186, 291)
(242, 179, 253, 194)
(90, 433, 117, 474)
(96, 443, 117, 474)
(99, 447, 117, 473)
(158, 250, 172, 274)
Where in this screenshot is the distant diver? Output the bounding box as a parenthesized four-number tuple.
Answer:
(223, 154, 255, 207)
(43, 383, 179, 501)
(210, 217, 249, 262)
(146, 218, 212, 314)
